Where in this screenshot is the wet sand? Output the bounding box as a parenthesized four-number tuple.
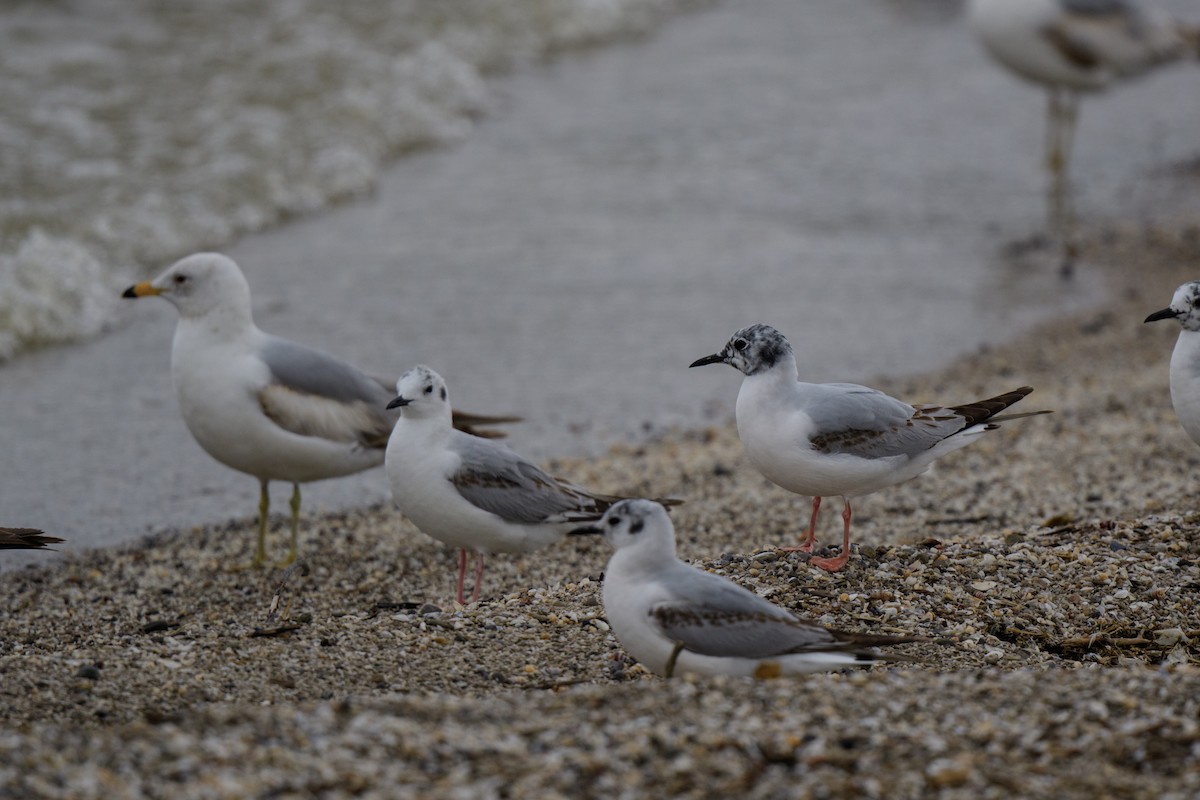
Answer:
(3, 222, 1199, 797)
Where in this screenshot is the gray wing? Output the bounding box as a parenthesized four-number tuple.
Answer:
(448, 431, 603, 525)
(650, 568, 840, 659)
(257, 336, 395, 448)
(1050, 0, 1184, 71)
(803, 383, 966, 460)
(260, 336, 392, 406)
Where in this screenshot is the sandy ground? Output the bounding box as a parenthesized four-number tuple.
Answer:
(3, 223, 1200, 798)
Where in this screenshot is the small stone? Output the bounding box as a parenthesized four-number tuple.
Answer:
(74, 665, 101, 681)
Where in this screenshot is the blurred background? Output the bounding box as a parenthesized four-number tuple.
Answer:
(2, 0, 1198, 564)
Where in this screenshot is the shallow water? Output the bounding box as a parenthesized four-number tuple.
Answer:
(3, 0, 1200, 569)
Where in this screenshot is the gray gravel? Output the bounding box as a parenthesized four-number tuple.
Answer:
(3, 223, 1200, 798)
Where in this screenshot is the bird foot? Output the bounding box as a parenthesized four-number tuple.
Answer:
(809, 551, 851, 572)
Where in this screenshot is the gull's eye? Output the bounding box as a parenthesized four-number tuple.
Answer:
(174, 273, 188, 284)
(607, 516, 621, 527)
(732, 338, 748, 352)
(424, 385, 434, 395)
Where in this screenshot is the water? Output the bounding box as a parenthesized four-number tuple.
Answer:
(3, 0, 1200, 569)
(0, 0, 706, 360)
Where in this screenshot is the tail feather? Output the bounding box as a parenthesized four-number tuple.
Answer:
(0, 527, 63, 550)
(950, 386, 1050, 427)
(451, 409, 523, 440)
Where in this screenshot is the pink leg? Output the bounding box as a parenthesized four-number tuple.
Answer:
(777, 496, 822, 553)
(456, 549, 469, 605)
(470, 553, 485, 603)
(810, 498, 853, 572)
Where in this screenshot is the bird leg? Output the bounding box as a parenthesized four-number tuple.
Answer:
(1046, 89, 1080, 275)
(254, 479, 270, 567)
(274, 483, 300, 567)
(456, 549, 469, 605)
(664, 640, 685, 678)
(455, 549, 486, 605)
(776, 496, 822, 553)
(471, 553, 485, 604)
(809, 498, 852, 572)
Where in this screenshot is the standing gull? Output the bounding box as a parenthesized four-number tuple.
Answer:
(690, 324, 1049, 572)
(1145, 281, 1200, 446)
(966, 0, 1198, 267)
(571, 500, 925, 678)
(384, 365, 679, 604)
(123, 253, 517, 566)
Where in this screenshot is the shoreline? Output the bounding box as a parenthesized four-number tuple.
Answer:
(3, 222, 1200, 796)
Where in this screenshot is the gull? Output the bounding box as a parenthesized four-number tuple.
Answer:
(384, 365, 679, 604)
(570, 499, 926, 678)
(1144, 281, 1200, 445)
(123, 253, 517, 566)
(690, 324, 1049, 572)
(0, 528, 63, 550)
(966, 0, 1198, 266)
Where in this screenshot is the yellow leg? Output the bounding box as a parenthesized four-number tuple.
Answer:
(255, 479, 270, 567)
(279, 483, 300, 566)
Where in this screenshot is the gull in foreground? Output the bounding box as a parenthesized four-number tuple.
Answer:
(0, 528, 63, 550)
(123, 253, 517, 566)
(385, 365, 679, 604)
(966, 0, 1199, 264)
(571, 500, 926, 678)
(1145, 281, 1200, 447)
(691, 324, 1049, 572)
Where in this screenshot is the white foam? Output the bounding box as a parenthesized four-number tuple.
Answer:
(0, 0, 707, 360)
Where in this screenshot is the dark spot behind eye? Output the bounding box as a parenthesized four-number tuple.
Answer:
(440, 387, 447, 401)
(630, 519, 644, 534)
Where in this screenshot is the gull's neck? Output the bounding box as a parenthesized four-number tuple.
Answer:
(175, 299, 258, 347)
(739, 353, 800, 399)
(608, 537, 678, 580)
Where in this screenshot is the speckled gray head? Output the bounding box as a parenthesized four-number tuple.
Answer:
(569, 498, 673, 552)
(1145, 282, 1200, 332)
(386, 365, 449, 415)
(689, 324, 794, 376)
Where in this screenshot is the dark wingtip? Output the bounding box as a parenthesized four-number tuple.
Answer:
(0, 528, 64, 550)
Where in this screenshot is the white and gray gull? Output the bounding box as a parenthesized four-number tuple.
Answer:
(571, 499, 926, 678)
(966, 0, 1199, 263)
(690, 324, 1050, 572)
(384, 365, 679, 604)
(1145, 281, 1200, 448)
(123, 253, 517, 566)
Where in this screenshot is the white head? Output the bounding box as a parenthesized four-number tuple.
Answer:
(122, 252, 253, 321)
(387, 365, 451, 420)
(1145, 282, 1200, 333)
(689, 324, 795, 376)
(572, 499, 677, 561)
